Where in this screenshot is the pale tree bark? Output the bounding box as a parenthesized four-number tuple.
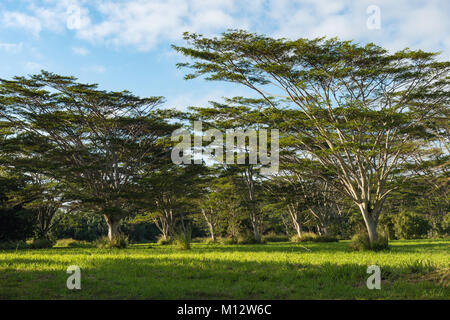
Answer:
(287, 203, 302, 237)
(173, 34, 450, 247)
(0, 72, 171, 244)
(201, 208, 217, 241)
(243, 165, 261, 241)
(357, 201, 384, 244)
(153, 205, 174, 241)
(104, 214, 120, 241)
(227, 204, 240, 239)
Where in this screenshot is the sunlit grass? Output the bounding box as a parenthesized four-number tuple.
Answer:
(0, 239, 448, 299)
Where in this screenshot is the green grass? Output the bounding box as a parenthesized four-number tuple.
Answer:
(0, 239, 448, 299)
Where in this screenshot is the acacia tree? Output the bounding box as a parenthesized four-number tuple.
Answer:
(174, 31, 450, 246)
(198, 176, 225, 241)
(190, 98, 273, 241)
(263, 177, 305, 237)
(134, 164, 206, 241)
(204, 173, 244, 239)
(7, 176, 68, 240)
(0, 132, 74, 240)
(0, 71, 177, 241)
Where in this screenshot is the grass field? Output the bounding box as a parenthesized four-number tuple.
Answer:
(0, 239, 448, 299)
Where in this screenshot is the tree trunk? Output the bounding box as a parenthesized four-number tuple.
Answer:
(288, 204, 302, 237)
(293, 219, 302, 237)
(104, 215, 120, 241)
(245, 167, 260, 241)
(159, 228, 169, 241)
(202, 209, 216, 241)
(209, 224, 216, 241)
(321, 224, 329, 236)
(316, 225, 322, 236)
(252, 220, 260, 241)
(358, 203, 378, 245)
(250, 201, 260, 241)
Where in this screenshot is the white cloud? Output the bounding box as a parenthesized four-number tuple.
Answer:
(166, 86, 257, 111)
(267, 0, 450, 59)
(1, 11, 42, 37)
(24, 61, 45, 72)
(167, 92, 217, 111)
(33, 6, 66, 33)
(74, 0, 248, 50)
(1, 0, 449, 59)
(82, 64, 106, 73)
(72, 46, 89, 55)
(0, 42, 23, 54)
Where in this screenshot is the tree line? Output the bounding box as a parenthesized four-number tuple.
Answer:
(0, 31, 449, 249)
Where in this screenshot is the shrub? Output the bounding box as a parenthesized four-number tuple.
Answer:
(173, 225, 192, 250)
(31, 237, 55, 249)
(262, 233, 290, 242)
(290, 232, 318, 242)
(314, 235, 339, 243)
(0, 207, 36, 242)
(156, 235, 172, 245)
(94, 236, 109, 248)
(190, 237, 217, 244)
(54, 238, 93, 248)
(0, 241, 31, 250)
(290, 232, 339, 243)
(237, 235, 266, 245)
(95, 234, 128, 249)
(393, 212, 430, 239)
(440, 213, 450, 236)
(203, 238, 218, 245)
(111, 234, 129, 248)
(220, 237, 238, 245)
(379, 214, 396, 239)
(348, 231, 389, 251)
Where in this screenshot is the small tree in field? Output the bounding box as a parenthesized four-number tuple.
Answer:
(0, 71, 177, 241)
(174, 30, 450, 246)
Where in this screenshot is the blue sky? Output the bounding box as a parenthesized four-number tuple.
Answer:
(1, 0, 449, 110)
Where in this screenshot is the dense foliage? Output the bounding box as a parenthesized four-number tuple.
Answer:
(0, 32, 448, 249)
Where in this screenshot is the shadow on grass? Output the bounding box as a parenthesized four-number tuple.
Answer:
(145, 242, 353, 254)
(185, 239, 450, 255)
(1, 250, 447, 300)
(388, 240, 450, 253)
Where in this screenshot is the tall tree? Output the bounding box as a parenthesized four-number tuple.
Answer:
(174, 31, 450, 246)
(189, 98, 274, 241)
(0, 71, 178, 241)
(133, 164, 207, 241)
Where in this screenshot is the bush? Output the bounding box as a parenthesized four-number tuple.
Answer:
(202, 237, 218, 245)
(379, 214, 396, 239)
(262, 233, 290, 242)
(237, 235, 266, 245)
(54, 238, 93, 248)
(173, 225, 192, 250)
(219, 237, 238, 245)
(314, 235, 339, 243)
(290, 232, 339, 243)
(290, 232, 318, 242)
(0, 241, 31, 250)
(348, 231, 389, 251)
(0, 207, 36, 242)
(52, 210, 107, 242)
(31, 237, 55, 249)
(394, 212, 430, 239)
(156, 235, 173, 245)
(190, 237, 217, 244)
(95, 234, 128, 249)
(440, 213, 450, 236)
